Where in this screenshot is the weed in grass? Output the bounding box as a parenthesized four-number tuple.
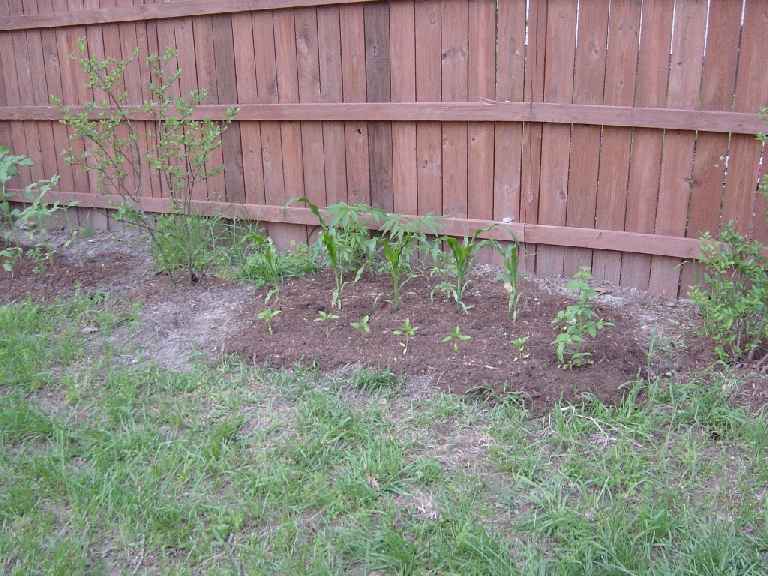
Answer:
(442, 325, 472, 353)
(257, 307, 281, 335)
(349, 368, 400, 393)
(393, 318, 418, 356)
(552, 268, 612, 369)
(351, 314, 371, 334)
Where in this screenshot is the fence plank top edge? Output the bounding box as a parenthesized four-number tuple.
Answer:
(0, 0, 379, 31)
(1, 102, 764, 135)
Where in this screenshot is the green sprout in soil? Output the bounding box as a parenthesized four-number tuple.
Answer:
(442, 325, 472, 353)
(393, 318, 418, 356)
(351, 314, 371, 334)
(257, 307, 281, 335)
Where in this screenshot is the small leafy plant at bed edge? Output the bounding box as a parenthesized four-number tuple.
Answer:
(256, 307, 281, 335)
(431, 226, 494, 313)
(314, 310, 339, 337)
(442, 325, 472, 353)
(511, 335, 529, 361)
(499, 241, 522, 321)
(351, 314, 371, 334)
(393, 318, 418, 355)
(689, 223, 768, 364)
(552, 268, 611, 369)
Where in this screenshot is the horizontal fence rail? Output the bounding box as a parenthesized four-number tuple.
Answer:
(2, 103, 763, 135)
(0, 0, 766, 298)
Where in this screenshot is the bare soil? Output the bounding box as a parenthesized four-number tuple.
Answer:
(5, 229, 765, 413)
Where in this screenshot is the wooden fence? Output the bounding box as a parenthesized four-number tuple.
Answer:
(1, 0, 766, 297)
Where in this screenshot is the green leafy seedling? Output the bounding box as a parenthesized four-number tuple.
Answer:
(442, 325, 472, 353)
(314, 310, 339, 337)
(257, 307, 281, 335)
(431, 226, 494, 313)
(511, 335, 529, 360)
(351, 314, 371, 334)
(393, 318, 418, 355)
(552, 268, 612, 369)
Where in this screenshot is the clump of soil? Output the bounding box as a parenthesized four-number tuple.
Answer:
(227, 272, 661, 412)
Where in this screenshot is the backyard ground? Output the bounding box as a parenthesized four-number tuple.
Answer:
(2, 227, 768, 574)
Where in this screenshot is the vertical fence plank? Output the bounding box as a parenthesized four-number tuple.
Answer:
(493, 0, 525, 225)
(621, 0, 672, 290)
(536, 0, 577, 276)
(232, 11, 266, 205)
(563, 0, 609, 277)
(136, 1, 162, 199)
(318, 5, 347, 205)
(414, 0, 441, 217)
(725, 0, 768, 236)
(520, 0, 547, 272)
(364, 2, 393, 211)
(648, 0, 707, 297)
(295, 7, 326, 207)
(340, 4, 369, 205)
(678, 0, 742, 293)
(592, 0, 641, 284)
(467, 0, 494, 222)
(440, 0, 468, 218)
(274, 9, 308, 246)
(390, 0, 417, 215)
(37, 0, 73, 191)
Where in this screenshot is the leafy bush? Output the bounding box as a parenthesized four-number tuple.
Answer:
(689, 224, 768, 363)
(0, 147, 62, 272)
(236, 231, 317, 294)
(57, 42, 237, 282)
(552, 269, 612, 369)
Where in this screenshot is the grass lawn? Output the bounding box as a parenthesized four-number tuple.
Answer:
(1, 295, 767, 574)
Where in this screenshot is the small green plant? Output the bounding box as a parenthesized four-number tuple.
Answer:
(431, 226, 494, 313)
(552, 268, 612, 369)
(498, 242, 522, 322)
(256, 307, 281, 335)
(236, 231, 316, 291)
(511, 335, 529, 360)
(393, 318, 418, 355)
(299, 199, 378, 309)
(314, 310, 339, 337)
(442, 325, 472, 353)
(348, 367, 400, 393)
(0, 147, 62, 272)
(378, 213, 436, 310)
(689, 224, 768, 363)
(351, 314, 371, 335)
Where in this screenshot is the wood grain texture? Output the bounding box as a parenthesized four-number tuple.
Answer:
(364, 2, 392, 211)
(648, 0, 707, 297)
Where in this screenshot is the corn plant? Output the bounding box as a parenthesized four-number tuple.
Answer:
(498, 242, 522, 322)
(351, 314, 371, 334)
(393, 318, 418, 355)
(300, 199, 378, 309)
(442, 325, 472, 353)
(552, 268, 612, 369)
(257, 307, 281, 335)
(431, 226, 494, 313)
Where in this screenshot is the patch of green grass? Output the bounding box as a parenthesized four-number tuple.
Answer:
(3, 297, 768, 574)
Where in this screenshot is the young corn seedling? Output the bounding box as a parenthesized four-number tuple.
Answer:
(552, 268, 612, 369)
(257, 307, 281, 335)
(511, 335, 530, 361)
(442, 325, 472, 353)
(299, 199, 378, 310)
(393, 318, 418, 355)
(498, 242, 522, 322)
(431, 226, 494, 313)
(351, 314, 371, 334)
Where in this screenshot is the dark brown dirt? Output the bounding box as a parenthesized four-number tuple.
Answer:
(225, 271, 683, 412)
